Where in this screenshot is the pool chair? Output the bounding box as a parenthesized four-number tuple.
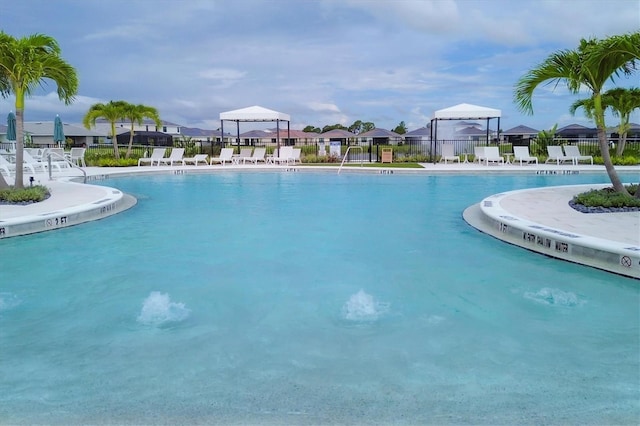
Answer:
(290, 148, 301, 164)
(211, 148, 234, 165)
(563, 145, 593, 165)
(473, 146, 485, 164)
(245, 147, 266, 164)
(440, 144, 460, 164)
(157, 148, 185, 166)
(235, 148, 253, 164)
(270, 146, 294, 165)
(0, 154, 16, 176)
(482, 146, 504, 165)
(513, 146, 538, 165)
(23, 150, 53, 173)
(183, 154, 209, 166)
(138, 148, 166, 166)
(545, 146, 572, 165)
(69, 148, 87, 167)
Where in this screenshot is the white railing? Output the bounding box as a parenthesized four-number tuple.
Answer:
(338, 146, 364, 174)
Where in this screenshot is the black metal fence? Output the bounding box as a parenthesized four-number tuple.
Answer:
(82, 137, 638, 164)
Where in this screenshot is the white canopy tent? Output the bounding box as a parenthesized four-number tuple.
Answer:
(219, 106, 291, 151)
(429, 103, 502, 162)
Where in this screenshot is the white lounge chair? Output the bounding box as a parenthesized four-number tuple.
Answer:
(23, 150, 52, 173)
(245, 147, 266, 164)
(290, 148, 301, 164)
(0, 154, 16, 176)
(41, 148, 69, 170)
(235, 148, 253, 164)
(183, 154, 209, 166)
(211, 148, 234, 165)
(157, 148, 185, 166)
(546, 146, 572, 165)
(69, 148, 86, 167)
(563, 145, 593, 165)
(513, 146, 538, 165)
(440, 144, 460, 164)
(482, 146, 504, 165)
(138, 148, 166, 166)
(270, 146, 294, 164)
(473, 146, 485, 164)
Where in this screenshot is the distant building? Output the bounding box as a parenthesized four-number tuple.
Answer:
(115, 131, 173, 146)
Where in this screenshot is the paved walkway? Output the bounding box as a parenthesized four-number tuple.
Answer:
(1, 163, 639, 277)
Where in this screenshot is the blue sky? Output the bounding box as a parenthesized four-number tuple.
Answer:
(1, 0, 639, 132)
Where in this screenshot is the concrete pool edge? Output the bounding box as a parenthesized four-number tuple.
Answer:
(463, 185, 640, 279)
(0, 180, 136, 238)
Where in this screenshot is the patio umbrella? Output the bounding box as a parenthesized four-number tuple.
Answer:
(53, 115, 65, 147)
(6, 112, 16, 141)
(6, 111, 16, 151)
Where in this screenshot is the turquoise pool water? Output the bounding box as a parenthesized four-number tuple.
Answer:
(1, 172, 638, 424)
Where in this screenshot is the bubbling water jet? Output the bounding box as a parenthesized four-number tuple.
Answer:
(342, 289, 388, 321)
(137, 291, 190, 326)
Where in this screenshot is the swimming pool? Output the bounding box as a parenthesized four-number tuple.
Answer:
(1, 172, 638, 424)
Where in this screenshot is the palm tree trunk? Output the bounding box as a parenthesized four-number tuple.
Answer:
(126, 124, 134, 159)
(14, 109, 25, 189)
(597, 126, 628, 194)
(111, 122, 120, 160)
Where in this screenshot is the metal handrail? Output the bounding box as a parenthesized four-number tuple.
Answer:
(338, 146, 364, 174)
(47, 152, 87, 183)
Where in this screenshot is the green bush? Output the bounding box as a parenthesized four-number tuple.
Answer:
(0, 185, 49, 203)
(95, 158, 139, 167)
(573, 185, 640, 208)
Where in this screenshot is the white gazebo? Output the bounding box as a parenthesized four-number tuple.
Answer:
(220, 105, 291, 151)
(430, 103, 501, 162)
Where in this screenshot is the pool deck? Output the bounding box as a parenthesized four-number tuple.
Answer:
(1, 162, 639, 279)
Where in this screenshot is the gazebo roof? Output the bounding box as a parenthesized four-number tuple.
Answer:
(433, 103, 501, 120)
(220, 105, 290, 122)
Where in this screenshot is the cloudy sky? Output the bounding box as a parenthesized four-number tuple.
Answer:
(1, 0, 638, 132)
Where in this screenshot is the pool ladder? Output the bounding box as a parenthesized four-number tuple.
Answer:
(338, 146, 364, 174)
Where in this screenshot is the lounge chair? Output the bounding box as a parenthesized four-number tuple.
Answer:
(183, 154, 209, 166)
(473, 146, 485, 164)
(23, 150, 52, 173)
(482, 146, 504, 165)
(42, 148, 70, 170)
(245, 147, 266, 164)
(211, 148, 234, 165)
(440, 144, 460, 164)
(138, 148, 166, 166)
(545, 146, 572, 165)
(157, 148, 185, 166)
(513, 146, 538, 165)
(0, 154, 16, 176)
(563, 145, 593, 165)
(290, 148, 301, 164)
(235, 148, 253, 164)
(270, 146, 294, 164)
(69, 148, 86, 167)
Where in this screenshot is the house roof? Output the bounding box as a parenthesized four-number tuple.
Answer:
(502, 125, 539, 135)
(23, 121, 104, 137)
(433, 103, 501, 120)
(404, 127, 430, 137)
(220, 105, 290, 122)
(358, 128, 401, 138)
(320, 129, 356, 138)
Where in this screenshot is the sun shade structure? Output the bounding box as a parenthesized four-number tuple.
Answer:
(220, 106, 290, 151)
(430, 103, 501, 163)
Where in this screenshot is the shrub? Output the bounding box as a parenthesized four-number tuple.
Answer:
(0, 185, 50, 203)
(572, 185, 640, 208)
(95, 158, 139, 167)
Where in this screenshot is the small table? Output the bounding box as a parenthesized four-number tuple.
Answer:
(504, 153, 513, 164)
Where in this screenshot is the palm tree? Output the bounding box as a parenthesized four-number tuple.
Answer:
(83, 101, 128, 160)
(602, 88, 640, 156)
(0, 32, 78, 189)
(121, 103, 162, 159)
(514, 32, 639, 196)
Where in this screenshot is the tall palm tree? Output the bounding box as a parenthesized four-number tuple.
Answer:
(83, 101, 128, 160)
(514, 32, 639, 196)
(0, 32, 78, 189)
(122, 103, 162, 159)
